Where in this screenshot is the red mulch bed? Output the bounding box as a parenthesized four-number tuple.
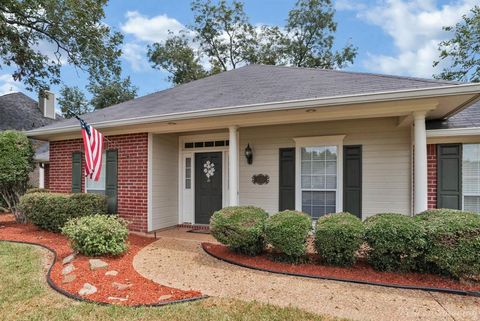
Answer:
(202, 242, 480, 296)
(0, 214, 203, 306)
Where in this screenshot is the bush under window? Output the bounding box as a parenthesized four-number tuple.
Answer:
(416, 209, 480, 279)
(315, 212, 364, 266)
(210, 206, 268, 256)
(62, 214, 128, 256)
(364, 213, 427, 272)
(19, 192, 107, 232)
(25, 188, 51, 194)
(265, 210, 312, 262)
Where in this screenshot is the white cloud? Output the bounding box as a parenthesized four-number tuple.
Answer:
(0, 74, 21, 96)
(122, 42, 150, 71)
(349, 0, 477, 78)
(121, 11, 186, 43)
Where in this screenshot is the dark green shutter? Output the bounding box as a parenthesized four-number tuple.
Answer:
(105, 149, 118, 214)
(71, 152, 82, 193)
(437, 144, 462, 209)
(279, 148, 295, 211)
(343, 145, 362, 218)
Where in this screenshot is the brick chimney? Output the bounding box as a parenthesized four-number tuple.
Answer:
(38, 91, 56, 119)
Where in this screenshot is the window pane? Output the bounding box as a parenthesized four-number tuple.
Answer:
(325, 161, 336, 174)
(326, 176, 337, 189)
(185, 157, 191, 168)
(311, 176, 325, 189)
(185, 179, 191, 189)
(464, 196, 480, 212)
(312, 161, 325, 175)
(301, 191, 336, 219)
(301, 175, 311, 189)
(86, 152, 106, 191)
(301, 160, 312, 175)
(185, 157, 192, 189)
(463, 144, 480, 212)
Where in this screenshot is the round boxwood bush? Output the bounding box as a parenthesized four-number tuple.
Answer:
(415, 209, 480, 279)
(19, 192, 107, 232)
(364, 213, 426, 272)
(210, 206, 268, 256)
(62, 214, 129, 256)
(315, 212, 364, 266)
(265, 210, 312, 261)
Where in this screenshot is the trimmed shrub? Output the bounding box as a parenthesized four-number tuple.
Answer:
(25, 188, 51, 194)
(416, 209, 480, 279)
(364, 213, 426, 272)
(315, 212, 364, 266)
(265, 210, 312, 261)
(62, 214, 128, 256)
(210, 206, 268, 256)
(18, 192, 107, 232)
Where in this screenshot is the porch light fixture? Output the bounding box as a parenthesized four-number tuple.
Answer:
(245, 144, 253, 165)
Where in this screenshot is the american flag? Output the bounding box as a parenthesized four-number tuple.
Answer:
(77, 116, 104, 181)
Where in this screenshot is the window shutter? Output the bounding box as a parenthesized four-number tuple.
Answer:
(343, 145, 362, 218)
(279, 148, 295, 211)
(105, 149, 118, 214)
(71, 152, 82, 193)
(437, 144, 462, 209)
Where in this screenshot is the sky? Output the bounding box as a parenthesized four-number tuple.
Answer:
(0, 0, 478, 103)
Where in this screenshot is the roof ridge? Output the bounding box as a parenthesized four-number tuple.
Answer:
(247, 64, 461, 86)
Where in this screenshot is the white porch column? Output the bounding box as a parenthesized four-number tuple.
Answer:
(413, 111, 428, 214)
(38, 164, 45, 189)
(229, 126, 239, 206)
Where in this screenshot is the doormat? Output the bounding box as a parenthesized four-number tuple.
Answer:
(187, 229, 211, 234)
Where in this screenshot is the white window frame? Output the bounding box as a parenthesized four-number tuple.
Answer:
(85, 151, 107, 193)
(462, 143, 480, 212)
(293, 135, 345, 217)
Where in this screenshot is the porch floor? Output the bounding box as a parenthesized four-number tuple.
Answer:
(133, 234, 480, 321)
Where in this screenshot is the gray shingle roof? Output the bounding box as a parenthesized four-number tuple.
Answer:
(0, 92, 59, 131)
(426, 101, 480, 130)
(32, 64, 459, 132)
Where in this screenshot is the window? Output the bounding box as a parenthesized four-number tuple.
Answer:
(300, 146, 338, 218)
(185, 157, 192, 189)
(463, 144, 480, 212)
(85, 152, 106, 194)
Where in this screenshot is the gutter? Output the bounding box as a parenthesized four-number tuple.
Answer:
(26, 82, 480, 137)
(427, 127, 480, 137)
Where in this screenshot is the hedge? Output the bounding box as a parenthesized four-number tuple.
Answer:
(364, 213, 427, 272)
(315, 212, 364, 266)
(62, 214, 128, 256)
(416, 209, 480, 279)
(210, 206, 268, 256)
(265, 210, 312, 261)
(18, 192, 107, 232)
(25, 188, 51, 194)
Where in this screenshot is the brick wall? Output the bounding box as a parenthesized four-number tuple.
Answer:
(427, 144, 437, 209)
(49, 133, 149, 232)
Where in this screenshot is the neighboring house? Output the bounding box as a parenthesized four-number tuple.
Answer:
(26, 65, 480, 233)
(0, 91, 59, 188)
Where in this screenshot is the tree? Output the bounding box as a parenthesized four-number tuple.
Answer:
(147, 0, 357, 85)
(0, 0, 123, 93)
(88, 76, 137, 110)
(58, 86, 92, 118)
(434, 6, 480, 82)
(0, 131, 34, 222)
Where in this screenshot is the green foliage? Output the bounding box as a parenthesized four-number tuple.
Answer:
(58, 86, 92, 118)
(25, 188, 51, 194)
(265, 210, 312, 261)
(62, 214, 128, 256)
(416, 209, 480, 279)
(88, 76, 137, 110)
(0, 0, 124, 93)
(18, 192, 107, 232)
(314, 212, 364, 266)
(210, 206, 268, 255)
(0, 131, 34, 221)
(364, 213, 427, 272)
(434, 6, 480, 82)
(147, 0, 357, 85)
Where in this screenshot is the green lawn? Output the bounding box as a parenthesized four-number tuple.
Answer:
(0, 242, 338, 321)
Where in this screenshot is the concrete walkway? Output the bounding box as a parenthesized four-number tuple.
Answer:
(133, 229, 480, 321)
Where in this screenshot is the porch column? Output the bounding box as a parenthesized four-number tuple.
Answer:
(39, 164, 45, 189)
(229, 126, 239, 206)
(413, 111, 428, 214)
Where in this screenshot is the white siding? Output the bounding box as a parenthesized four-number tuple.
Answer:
(238, 117, 412, 218)
(150, 134, 179, 230)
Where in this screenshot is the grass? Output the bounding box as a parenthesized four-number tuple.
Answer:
(0, 241, 338, 321)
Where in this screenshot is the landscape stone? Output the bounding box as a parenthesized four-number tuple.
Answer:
(78, 283, 97, 296)
(61, 264, 75, 275)
(89, 259, 108, 270)
(112, 282, 132, 291)
(158, 294, 173, 301)
(62, 274, 76, 284)
(108, 296, 128, 302)
(62, 253, 76, 265)
(105, 270, 118, 276)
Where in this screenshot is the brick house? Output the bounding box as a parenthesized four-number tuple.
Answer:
(26, 65, 480, 233)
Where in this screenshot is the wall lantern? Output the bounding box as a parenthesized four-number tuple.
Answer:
(245, 143, 253, 165)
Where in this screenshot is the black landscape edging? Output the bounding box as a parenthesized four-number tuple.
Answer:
(202, 242, 480, 298)
(0, 240, 208, 307)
